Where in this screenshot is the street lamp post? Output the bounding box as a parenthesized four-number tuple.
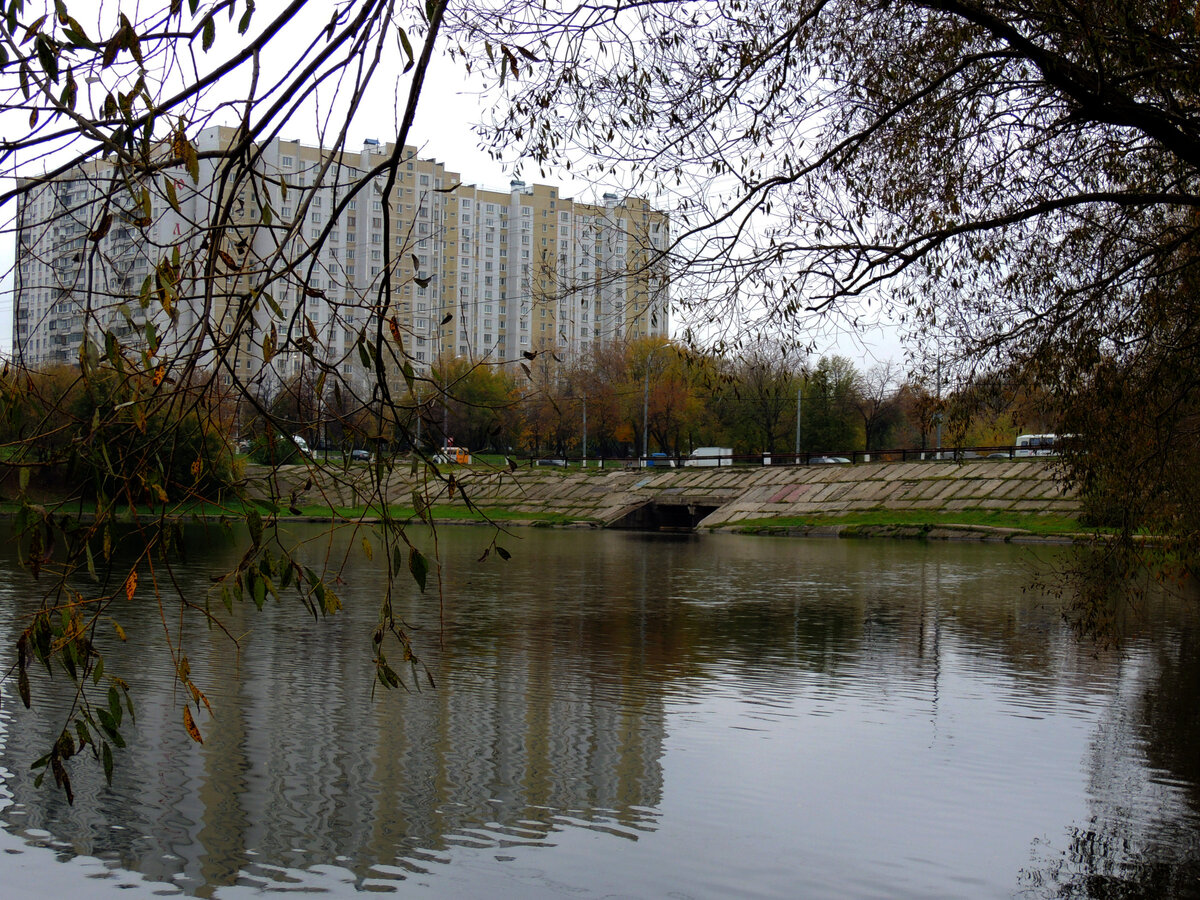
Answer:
(794, 385, 802, 464)
(582, 394, 588, 469)
(641, 345, 664, 467)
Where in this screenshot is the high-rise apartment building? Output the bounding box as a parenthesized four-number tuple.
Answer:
(12, 126, 670, 393)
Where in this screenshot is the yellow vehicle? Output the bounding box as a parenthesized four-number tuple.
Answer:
(434, 445, 471, 465)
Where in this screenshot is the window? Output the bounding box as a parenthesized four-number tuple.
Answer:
(313, 196, 322, 208)
(281, 155, 294, 167)
(312, 212, 322, 223)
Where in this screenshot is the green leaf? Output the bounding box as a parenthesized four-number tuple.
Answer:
(397, 27, 414, 73)
(237, 0, 255, 35)
(409, 547, 429, 592)
(164, 176, 180, 213)
(201, 15, 214, 52)
(97, 708, 124, 747)
(61, 67, 76, 109)
(35, 34, 58, 82)
(246, 508, 263, 547)
(108, 685, 122, 724)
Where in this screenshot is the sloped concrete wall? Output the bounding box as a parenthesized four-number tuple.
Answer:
(253, 458, 1076, 525)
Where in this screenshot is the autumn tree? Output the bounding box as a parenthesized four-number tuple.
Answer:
(853, 362, 903, 452)
(801, 356, 862, 454)
(1, 0, 456, 798)
(720, 341, 804, 455)
(452, 0, 1200, 558)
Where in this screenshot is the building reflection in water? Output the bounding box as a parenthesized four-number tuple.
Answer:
(0, 525, 668, 892)
(0, 527, 1195, 896)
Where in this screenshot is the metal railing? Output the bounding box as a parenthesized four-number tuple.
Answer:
(520, 444, 1058, 469)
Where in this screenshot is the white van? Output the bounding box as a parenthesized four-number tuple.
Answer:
(1014, 434, 1059, 457)
(291, 434, 312, 456)
(684, 447, 733, 467)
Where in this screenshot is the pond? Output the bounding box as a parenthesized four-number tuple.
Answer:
(0, 525, 1197, 898)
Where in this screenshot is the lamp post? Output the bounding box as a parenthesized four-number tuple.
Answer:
(641, 343, 665, 467)
(794, 384, 802, 464)
(581, 394, 588, 469)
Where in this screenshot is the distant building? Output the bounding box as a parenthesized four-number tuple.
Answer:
(12, 125, 670, 392)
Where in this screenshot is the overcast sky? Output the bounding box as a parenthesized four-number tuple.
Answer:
(1, 0, 906, 370)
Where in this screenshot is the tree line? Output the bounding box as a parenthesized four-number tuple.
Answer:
(252, 338, 1056, 461)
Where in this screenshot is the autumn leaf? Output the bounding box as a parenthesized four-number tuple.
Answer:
(183, 706, 203, 744)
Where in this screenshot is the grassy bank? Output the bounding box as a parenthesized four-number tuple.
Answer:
(715, 508, 1089, 540)
(0, 498, 593, 528)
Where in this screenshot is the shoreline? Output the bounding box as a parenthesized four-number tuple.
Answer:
(0, 502, 1103, 545)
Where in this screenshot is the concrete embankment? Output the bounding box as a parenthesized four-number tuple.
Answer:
(254, 457, 1078, 539)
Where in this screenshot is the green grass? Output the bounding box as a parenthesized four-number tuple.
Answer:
(725, 508, 1085, 535)
(0, 496, 593, 526)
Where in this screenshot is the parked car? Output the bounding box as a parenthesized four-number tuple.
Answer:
(535, 458, 566, 467)
(350, 449, 371, 461)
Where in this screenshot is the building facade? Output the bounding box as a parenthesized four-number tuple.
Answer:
(12, 126, 670, 394)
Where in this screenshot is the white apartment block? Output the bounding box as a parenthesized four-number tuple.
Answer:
(12, 126, 670, 393)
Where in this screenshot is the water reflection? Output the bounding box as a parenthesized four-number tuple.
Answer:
(1021, 618, 1200, 899)
(0, 527, 1194, 898)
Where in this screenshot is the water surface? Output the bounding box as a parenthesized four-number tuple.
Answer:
(0, 526, 1196, 898)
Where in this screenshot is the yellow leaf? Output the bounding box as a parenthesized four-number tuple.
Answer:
(183, 706, 203, 744)
(113, 621, 126, 641)
(124, 572, 137, 601)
